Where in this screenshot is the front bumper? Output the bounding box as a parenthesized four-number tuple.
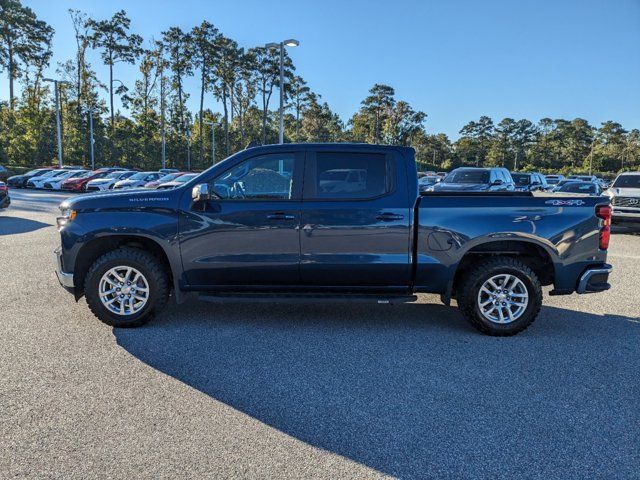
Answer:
(612, 209, 640, 222)
(54, 247, 75, 290)
(576, 264, 612, 294)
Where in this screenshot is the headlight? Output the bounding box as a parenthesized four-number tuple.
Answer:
(57, 207, 76, 228)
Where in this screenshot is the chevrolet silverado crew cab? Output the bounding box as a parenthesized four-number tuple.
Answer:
(54, 144, 613, 336)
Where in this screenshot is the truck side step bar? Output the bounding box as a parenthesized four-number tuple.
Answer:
(198, 292, 418, 305)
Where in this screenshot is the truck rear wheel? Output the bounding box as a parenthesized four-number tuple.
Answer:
(457, 256, 542, 336)
(84, 247, 169, 328)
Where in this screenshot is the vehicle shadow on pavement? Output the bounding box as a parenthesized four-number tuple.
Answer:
(0, 216, 52, 235)
(114, 301, 640, 479)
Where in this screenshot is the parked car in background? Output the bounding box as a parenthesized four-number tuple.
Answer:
(156, 173, 198, 190)
(606, 172, 640, 224)
(436, 172, 447, 178)
(61, 169, 111, 192)
(432, 167, 515, 192)
(418, 175, 440, 193)
(7, 168, 56, 188)
(568, 174, 598, 183)
(552, 181, 602, 196)
(511, 172, 549, 192)
(545, 174, 566, 186)
(113, 171, 161, 190)
(43, 170, 88, 190)
(0, 181, 10, 209)
(144, 172, 189, 188)
(86, 171, 137, 191)
(26, 169, 67, 189)
(159, 168, 180, 175)
(0, 165, 8, 182)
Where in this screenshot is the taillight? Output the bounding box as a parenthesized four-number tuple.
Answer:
(596, 205, 611, 250)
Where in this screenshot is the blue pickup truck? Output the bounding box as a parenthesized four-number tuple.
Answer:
(54, 144, 612, 336)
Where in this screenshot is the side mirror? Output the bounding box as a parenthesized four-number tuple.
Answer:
(192, 183, 211, 202)
(492, 179, 504, 186)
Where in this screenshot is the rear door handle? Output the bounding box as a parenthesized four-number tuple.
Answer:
(376, 212, 404, 221)
(267, 213, 295, 220)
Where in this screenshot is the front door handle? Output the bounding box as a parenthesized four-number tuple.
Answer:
(267, 213, 295, 220)
(376, 212, 404, 221)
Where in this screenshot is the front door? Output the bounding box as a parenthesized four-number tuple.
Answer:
(299, 149, 412, 288)
(180, 151, 303, 287)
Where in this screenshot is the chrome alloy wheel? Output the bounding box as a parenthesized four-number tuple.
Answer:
(99, 266, 149, 316)
(477, 273, 529, 324)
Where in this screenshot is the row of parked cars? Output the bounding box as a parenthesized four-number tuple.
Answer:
(417, 168, 608, 196)
(417, 167, 640, 225)
(6, 167, 198, 192)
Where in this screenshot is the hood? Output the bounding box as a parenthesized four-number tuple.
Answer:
(433, 182, 490, 191)
(609, 187, 640, 197)
(60, 187, 180, 213)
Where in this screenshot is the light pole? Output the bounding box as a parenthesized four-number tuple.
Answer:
(43, 78, 71, 167)
(204, 120, 216, 165)
(88, 108, 95, 170)
(266, 39, 299, 144)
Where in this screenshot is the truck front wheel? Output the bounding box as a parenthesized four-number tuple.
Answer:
(84, 247, 170, 327)
(457, 256, 542, 336)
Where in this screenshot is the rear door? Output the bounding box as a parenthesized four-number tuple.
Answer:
(299, 148, 412, 288)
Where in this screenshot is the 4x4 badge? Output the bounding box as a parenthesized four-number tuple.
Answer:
(545, 199, 586, 206)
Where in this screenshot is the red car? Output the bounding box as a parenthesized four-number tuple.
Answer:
(61, 168, 115, 192)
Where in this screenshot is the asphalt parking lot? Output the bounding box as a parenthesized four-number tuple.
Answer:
(1, 189, 639, 479)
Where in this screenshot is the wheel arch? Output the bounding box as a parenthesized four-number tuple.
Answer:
(451, 239, 556, 298)
(73, 234, 176, 300)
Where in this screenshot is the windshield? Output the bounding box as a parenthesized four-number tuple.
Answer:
(157, 173, 181, 183)
(511, 173, 531, 185)
(558, 182, 597, 193)
(105, 171, 124, 179)
(74, 171, 92, 179)
(419, 176, 438, 185)
(613, 175, 640, 188)
(173, 174, 196, 183)
(444, 169, 490, 184)
(129, 172, 153, 180)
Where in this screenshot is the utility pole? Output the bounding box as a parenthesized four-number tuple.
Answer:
(88, 108, 95, 170)
(160, 64, 166, 169)
(43, 78, 71, 167)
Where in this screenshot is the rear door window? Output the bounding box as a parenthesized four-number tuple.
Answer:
(305, 152, 391, 199)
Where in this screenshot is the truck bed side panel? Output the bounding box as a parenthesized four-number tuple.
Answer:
(414, 194, 608, 294)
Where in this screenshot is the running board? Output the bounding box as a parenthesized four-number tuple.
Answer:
(198, 293, 418, 305)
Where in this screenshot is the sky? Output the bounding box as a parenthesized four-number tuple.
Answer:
(5, 0, 640, 138)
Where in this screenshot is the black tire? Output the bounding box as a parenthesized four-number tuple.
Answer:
(457, 256, 542, 336)
(84, 247, 169, 327)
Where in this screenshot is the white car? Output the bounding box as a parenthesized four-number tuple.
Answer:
(607, 172, 640, 224)
(86, 171, 137, 192)
(113, 171, 162, 190)
(42, 170, 88, 190)
(26, 169, 66, 189)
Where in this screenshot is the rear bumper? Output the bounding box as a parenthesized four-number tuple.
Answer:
(576, 264, 612, 294)
(54, 247, 75, 291)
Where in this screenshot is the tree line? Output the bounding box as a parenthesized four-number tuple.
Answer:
(1, 1, 638, 174)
